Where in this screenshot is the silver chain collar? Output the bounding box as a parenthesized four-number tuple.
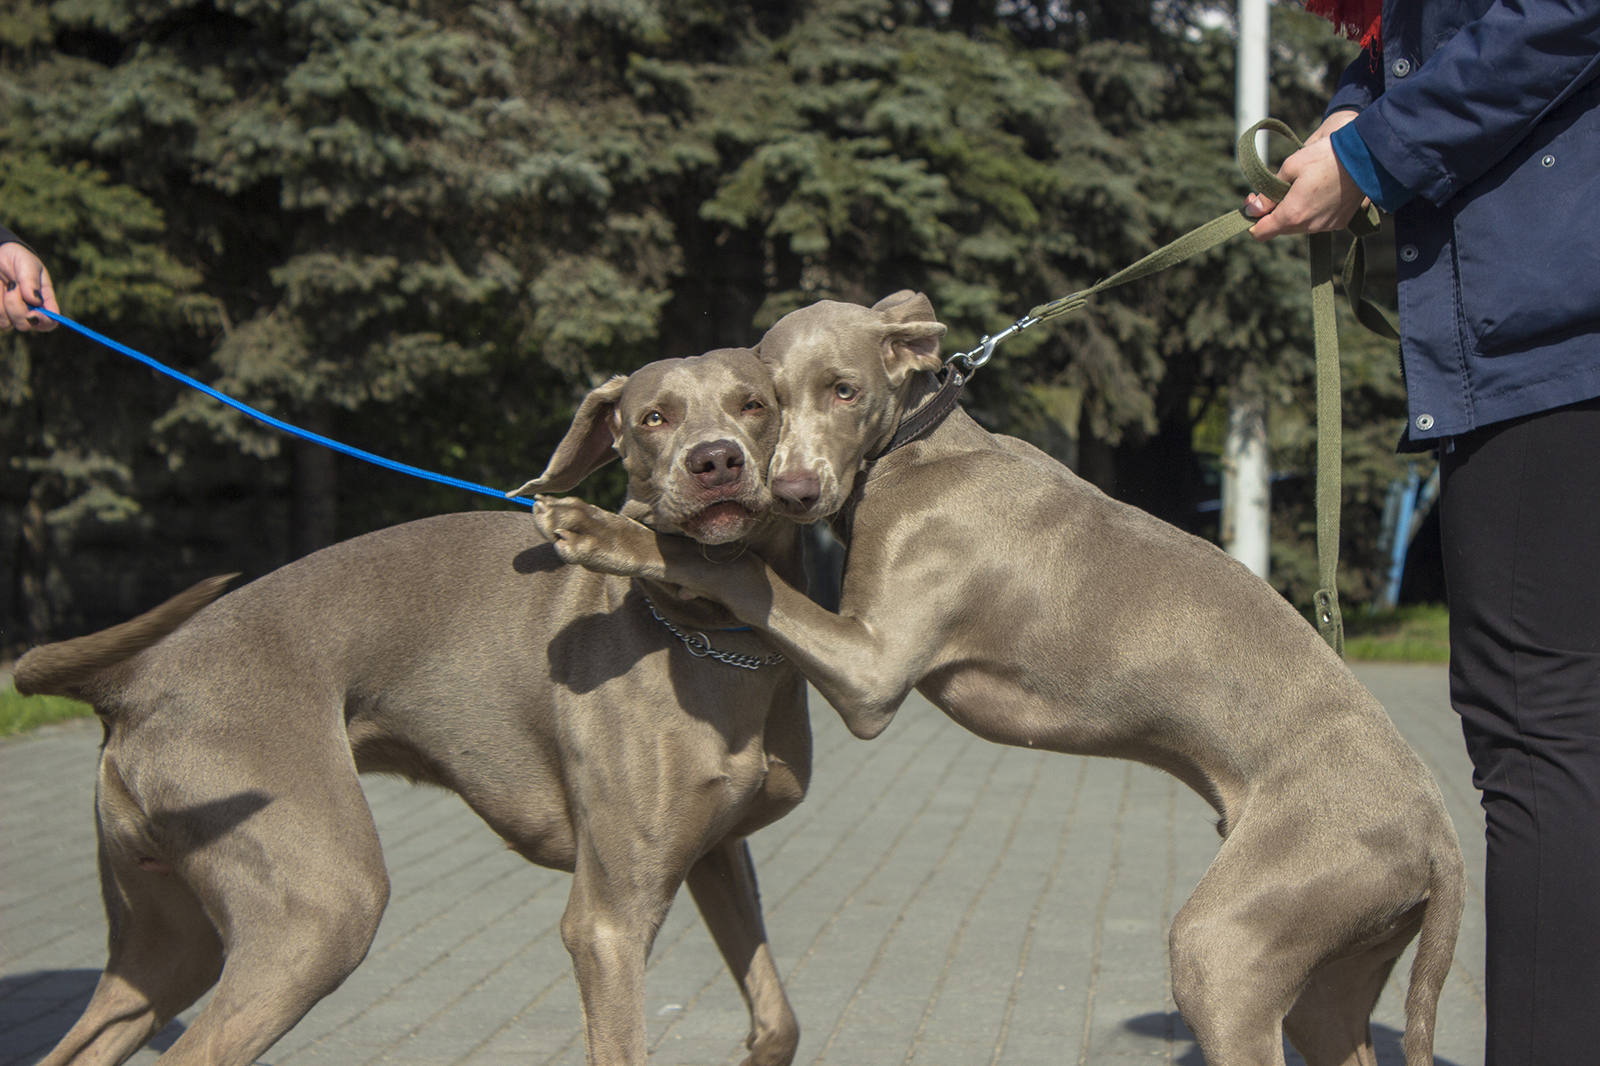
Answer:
(642, 596, 786, 671)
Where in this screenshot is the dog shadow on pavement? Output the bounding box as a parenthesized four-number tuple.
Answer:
(0, 970, 187, 1065)
(2, 971, 1461, 1066)
(1124, 1011, 1466, 1066)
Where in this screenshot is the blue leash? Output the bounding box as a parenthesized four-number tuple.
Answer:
(34, 307, 532, 508)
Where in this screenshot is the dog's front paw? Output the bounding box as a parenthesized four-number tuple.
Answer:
(533, 496, 666, 579)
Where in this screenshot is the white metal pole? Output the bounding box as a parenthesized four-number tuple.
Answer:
(1237, 0, 1271, 169)
(1224, 0, 1272, 579)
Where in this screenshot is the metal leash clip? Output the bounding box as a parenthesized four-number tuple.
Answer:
(948, 313, 1039, 378)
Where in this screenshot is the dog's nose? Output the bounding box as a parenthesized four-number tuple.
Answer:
(772, 471, 820, 512)
(687, 440, 745, 488)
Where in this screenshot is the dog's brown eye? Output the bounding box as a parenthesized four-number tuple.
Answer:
(835, 383, 858, 401)
(642, 411, 665, 427)
(742, 399, 765, 413)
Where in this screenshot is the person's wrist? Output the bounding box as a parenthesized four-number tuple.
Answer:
(1330, 123, 1415, 213)
(1308, 108, 1360, 145)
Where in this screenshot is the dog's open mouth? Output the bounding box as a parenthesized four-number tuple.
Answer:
(683, 500, 758, 544)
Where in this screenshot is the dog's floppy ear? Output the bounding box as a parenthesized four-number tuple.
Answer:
(871, 290, 923, 315)
(875, 292, 946, 386)
(507, 375, 629, 497)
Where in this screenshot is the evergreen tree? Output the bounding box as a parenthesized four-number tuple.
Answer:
(2, 0, 1418, 648)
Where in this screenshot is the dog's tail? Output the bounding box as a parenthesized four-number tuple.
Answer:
(12, 575, 237, 701)
(1401, 834, 1467, 1066)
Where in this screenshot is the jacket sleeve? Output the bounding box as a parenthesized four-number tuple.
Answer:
(1330, 125, 1416, 211)
(1326, 50, 1383, 116)
(1352, 0, 1600, 206)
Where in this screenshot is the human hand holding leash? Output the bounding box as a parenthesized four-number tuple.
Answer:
(0, 240, 58, 332)
(1246, 110, 1368, 240)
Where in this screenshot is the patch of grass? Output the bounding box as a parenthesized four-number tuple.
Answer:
(1343, 604, 1450, 663)
(0, 681, 95, 736)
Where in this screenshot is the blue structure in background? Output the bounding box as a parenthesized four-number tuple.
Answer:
(1376, 463, 1441, 611)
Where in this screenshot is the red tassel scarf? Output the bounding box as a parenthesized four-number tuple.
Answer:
(1304, 0, 1384, 51)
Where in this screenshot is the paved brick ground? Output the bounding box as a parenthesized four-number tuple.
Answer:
(2, 663, 1484, 1065)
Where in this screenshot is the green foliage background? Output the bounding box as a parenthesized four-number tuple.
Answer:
(1, 0, 1428, 652)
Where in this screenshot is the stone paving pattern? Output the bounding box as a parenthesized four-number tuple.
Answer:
(2, 663, 1485, 1065)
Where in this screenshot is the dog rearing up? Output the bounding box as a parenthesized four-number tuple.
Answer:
(15, 347, 808, 1066)
(533, 295, 1466, 1066)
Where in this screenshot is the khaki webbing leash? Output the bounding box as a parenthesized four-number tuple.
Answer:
(944, 119, 1397, 656)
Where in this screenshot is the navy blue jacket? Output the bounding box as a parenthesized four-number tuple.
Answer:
(1328, 0, 1600, 447)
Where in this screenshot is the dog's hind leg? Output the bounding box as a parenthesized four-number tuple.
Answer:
(132, 758, 390, 1066)
(1167, 925, 1294, 1066)
(1168, 821, 1429, 1066)
(1281, 940, 1406, 1066)
(686, 839, 799, 1066)
(1167, 853, 1313, 1066)
(1281, 900, 1425, 1066)
(37, 845, 224, 1066)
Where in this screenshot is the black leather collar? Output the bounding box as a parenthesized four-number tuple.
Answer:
(865, 364, 967, 462)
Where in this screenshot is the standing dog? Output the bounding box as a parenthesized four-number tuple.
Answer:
(15, 348, 808, 1066)
(533, 295, 1467, 1066)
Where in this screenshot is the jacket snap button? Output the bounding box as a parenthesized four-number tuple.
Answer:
(1542, 154, 1556, 168)
(1416, 414, 1435, 431)
(1391, 58, 1412, 78)
(1400, 245, 1419, 262)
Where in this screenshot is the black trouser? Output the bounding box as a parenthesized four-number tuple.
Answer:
(1438, 397, 1600, 1066)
